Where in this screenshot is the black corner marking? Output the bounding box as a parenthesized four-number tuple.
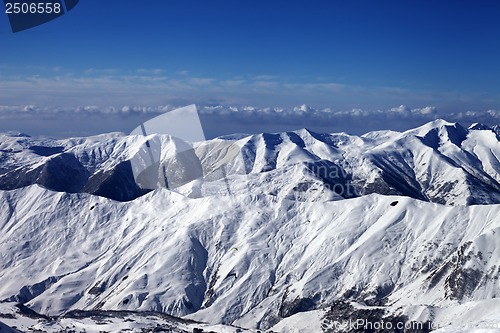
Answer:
(63, 0, 78, 12)
(4, 0, 80, 33)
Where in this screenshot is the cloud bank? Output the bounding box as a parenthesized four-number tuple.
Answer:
(1, 104, 499, 139)
(1, 66, 498, 138)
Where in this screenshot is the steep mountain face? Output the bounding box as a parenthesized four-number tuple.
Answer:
(0, 132, 144, 201)
(2, 120, 500, 331)
(1, 185, 500, 330)
(2, 120, 500, 205)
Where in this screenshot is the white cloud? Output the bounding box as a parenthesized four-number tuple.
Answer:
(388, 105, 438, 116)
(3, 103, 498, 139)
(0, 66, 498, 136)
(415, 106, 437, 115)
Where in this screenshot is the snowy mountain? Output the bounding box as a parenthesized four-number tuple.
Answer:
(0, 302, 253, 333)
(2, 120, 500, 332)
(2, 119, 500, 205)
(2, 186, 500, 331)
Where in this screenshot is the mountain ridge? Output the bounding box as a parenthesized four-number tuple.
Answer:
(1, 119, 500, 205)
(1, 184, 500, 331)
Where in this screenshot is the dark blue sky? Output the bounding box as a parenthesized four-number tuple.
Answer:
(1, 1, 500, 136)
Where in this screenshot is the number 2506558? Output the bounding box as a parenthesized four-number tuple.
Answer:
(5, 2, 62, 14)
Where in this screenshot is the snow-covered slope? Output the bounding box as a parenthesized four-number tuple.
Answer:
(2, 119, 500, 205)
(2, 185, 500, 330)
(3, 120, 500, 331)
(0, 302, 252, 333)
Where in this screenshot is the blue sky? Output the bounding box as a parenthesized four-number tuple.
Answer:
(1, 1, 500, 137)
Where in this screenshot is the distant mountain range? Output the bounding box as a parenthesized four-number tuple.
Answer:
(2, 120, 500, 332)
(2, 119, 500, 205)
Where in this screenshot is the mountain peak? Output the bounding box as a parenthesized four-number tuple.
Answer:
(409, 118, 457, 133)
(2, 118, 500, 205)
(469, 123, 492, 131)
